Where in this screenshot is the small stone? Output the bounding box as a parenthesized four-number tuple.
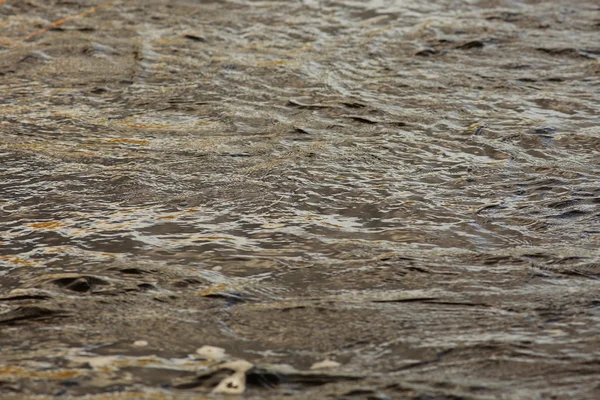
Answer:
(310, 359, 341, 370)
(212, 360, 253, 395)
(196, 345, 226, 359)
(212, 371, 246, 394)
(133, 340, 148, 347)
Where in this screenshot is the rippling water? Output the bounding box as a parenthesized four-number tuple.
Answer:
(1, 0, 600, 398)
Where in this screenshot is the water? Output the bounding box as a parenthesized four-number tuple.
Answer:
(1, 0, 599, 398)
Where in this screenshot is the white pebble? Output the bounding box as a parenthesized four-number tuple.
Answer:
(212, 360, 254, 394)
(196, 345, 226, 360)
(133, 340, 148, 347)
(212, 371, 246, 394)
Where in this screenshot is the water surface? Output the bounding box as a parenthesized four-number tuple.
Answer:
(1, 0, 599, 398)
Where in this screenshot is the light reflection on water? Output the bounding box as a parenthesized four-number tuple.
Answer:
(1, 0, 599, 398)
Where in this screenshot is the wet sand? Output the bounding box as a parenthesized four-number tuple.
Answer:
(1, 0, 600, 398)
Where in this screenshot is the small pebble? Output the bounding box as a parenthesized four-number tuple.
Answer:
(196, 345, 226, 359)
(133, 340, 148, 347)
(310, 359, 341, 370)
(212, 361, 253, 395)
(212, 371, 246, 394)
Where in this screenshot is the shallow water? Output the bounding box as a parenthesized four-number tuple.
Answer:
(1, 0, 600, 398)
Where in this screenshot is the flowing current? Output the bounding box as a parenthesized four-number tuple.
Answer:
(1, 0, 599, 398)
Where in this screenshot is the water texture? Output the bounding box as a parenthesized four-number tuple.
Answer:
(1, 0, 599, 398)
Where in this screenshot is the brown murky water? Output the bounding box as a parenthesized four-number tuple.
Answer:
(1, 0, 600, 398)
